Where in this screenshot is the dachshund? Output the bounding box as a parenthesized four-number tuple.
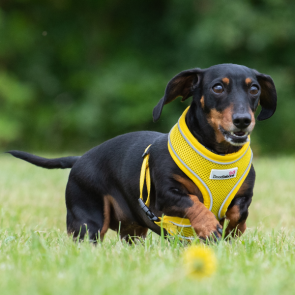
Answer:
(8, 64, 277, 242)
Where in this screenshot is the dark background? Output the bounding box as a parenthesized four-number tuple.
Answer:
(0, 0, 294, 154)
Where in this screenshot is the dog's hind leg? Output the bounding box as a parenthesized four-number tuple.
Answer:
(65, 179, 110, 242)
(100, 196, 111, 239)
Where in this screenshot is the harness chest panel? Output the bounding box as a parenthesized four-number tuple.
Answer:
(168, 107, 253, 220)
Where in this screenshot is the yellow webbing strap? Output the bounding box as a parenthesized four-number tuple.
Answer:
(154, 216, 195, 240)
(139, 144, 152, 207)
(139, 144, 195, 240)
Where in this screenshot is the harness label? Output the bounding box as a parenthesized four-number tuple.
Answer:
(209, 167, 238, 180)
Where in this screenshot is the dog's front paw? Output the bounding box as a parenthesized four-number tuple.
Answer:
(195, 218, 223, 241)
(186, 196, 223, 241)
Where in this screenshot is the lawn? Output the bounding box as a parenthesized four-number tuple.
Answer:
(1, 154, 295, 295)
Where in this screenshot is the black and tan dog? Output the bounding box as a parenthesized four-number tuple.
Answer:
(8, 64, 277, 241)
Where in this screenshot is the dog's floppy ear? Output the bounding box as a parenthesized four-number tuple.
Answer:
(153, 68, 204, 122)
(253, 70, 277, 121)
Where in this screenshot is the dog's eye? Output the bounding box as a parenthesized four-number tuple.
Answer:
(250, 85, 259, 95)
(212, 84, 224, 94)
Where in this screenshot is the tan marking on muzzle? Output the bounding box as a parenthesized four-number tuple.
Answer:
(200, 95, 205, 108)
(208, 105, 234, 143)
(249, 109, 256, 130)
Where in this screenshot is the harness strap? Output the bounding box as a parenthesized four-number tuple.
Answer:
(139, 145, 152, 207)
(138, 144, 195, 239)
(138, 145, 158, 221)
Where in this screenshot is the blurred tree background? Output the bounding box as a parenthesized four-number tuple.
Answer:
(0, 0, 294, 154)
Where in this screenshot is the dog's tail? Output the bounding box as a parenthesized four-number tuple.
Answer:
(6, 150, 80, 169)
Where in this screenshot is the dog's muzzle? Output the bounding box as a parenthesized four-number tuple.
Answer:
(220, 126, 250, 146)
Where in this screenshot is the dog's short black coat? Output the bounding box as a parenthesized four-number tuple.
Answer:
(8, 64, 277, 241)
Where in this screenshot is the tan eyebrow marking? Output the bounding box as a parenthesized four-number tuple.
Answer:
(222, 77, 230, 85)
(245, 78, 252, 85)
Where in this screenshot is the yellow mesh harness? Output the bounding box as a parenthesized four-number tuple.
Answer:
(139, 107, 253, 240)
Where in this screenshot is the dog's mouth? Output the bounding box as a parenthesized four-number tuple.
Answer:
(220, 127, 250, 146)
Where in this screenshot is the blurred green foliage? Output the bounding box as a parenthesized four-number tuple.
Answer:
(0, 0, 294, 153)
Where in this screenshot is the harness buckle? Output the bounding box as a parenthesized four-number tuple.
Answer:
(138, 199, 158, 221)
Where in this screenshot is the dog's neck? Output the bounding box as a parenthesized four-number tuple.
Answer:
(185, 103, 242, 155)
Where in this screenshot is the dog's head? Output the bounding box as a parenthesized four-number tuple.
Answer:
(153, 64, 277, 147)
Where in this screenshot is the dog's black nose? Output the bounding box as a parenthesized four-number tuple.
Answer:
(232, 113, 252, 129)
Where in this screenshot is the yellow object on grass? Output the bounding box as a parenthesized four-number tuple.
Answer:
(183, 245, 217, 279)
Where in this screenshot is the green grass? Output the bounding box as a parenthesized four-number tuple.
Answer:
(1, 155, 295, 295)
